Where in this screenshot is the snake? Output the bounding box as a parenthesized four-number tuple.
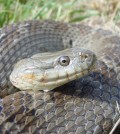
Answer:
(0, 20, 120, 134)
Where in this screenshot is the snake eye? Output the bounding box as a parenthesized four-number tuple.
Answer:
(58, 56, 70, 66)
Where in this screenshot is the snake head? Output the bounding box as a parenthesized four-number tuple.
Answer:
(10, 48, 97, 91)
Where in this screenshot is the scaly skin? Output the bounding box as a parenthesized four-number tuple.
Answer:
(0, 20, 120, 134)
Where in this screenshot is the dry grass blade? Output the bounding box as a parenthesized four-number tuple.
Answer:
(109, 101, 120, 134)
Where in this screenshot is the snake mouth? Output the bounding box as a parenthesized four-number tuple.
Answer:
(10, 66, 93, 91)
(28, 67, 93, 91)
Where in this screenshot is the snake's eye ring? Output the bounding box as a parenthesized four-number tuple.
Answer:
(58, 56, 70, 66)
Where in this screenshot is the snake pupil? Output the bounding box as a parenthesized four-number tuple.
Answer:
(85, 55, 88, 59)
(62, 60, 67, 63)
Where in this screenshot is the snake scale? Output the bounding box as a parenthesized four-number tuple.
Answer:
(0, 20, 120, 134)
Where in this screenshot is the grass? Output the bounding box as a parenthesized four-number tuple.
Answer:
(0, 0, 120, 27)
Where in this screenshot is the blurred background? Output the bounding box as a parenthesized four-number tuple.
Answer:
(0, 0, 120, 27)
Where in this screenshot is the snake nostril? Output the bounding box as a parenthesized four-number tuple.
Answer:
(85, 54, 88, 59)
(10, 75, 17, 85)
(11, 79, 17, 84)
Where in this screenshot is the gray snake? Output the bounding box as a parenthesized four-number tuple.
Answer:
(0, 20, 120, 134)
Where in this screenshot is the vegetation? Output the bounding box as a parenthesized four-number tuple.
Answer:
(0, 0, 120, 27)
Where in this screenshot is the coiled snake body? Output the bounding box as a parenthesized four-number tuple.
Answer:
(0, 20, 120, 134)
